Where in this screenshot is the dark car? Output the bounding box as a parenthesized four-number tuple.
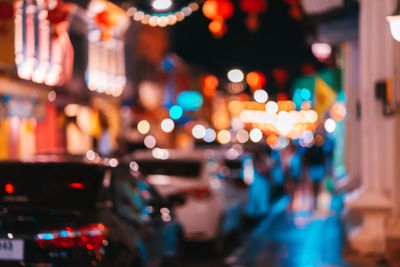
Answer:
(0, 160, 184, 267)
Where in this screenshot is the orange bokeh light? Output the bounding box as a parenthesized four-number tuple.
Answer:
(201, 74, 219, 97)
(246, 71, 267, 91)
(330, 103, 347, 121)
(209, 20, 227, 37)
(266, 134, 278, 147)
(202, 0, 234, 21)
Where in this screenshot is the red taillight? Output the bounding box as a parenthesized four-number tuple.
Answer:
(5, 183, 14, 194)
(35, 224, 108, 250)
(186, 187, 211, 199)
(69, 183, 85, 190)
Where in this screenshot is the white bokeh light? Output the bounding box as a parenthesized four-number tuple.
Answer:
(387, 15, 400, 42)
(254, 90, 268, 103)
(227, 69, 244, 83)
(161, 118, 175, 133)
(250, 128, 263, 143)
(324, 118, 336, 133)
(152, 0, 172, 10)
(266, 101, 279, 115)
(192, 124, 206, 139)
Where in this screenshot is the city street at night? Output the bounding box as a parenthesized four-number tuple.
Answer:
(1, 0, 400, 266)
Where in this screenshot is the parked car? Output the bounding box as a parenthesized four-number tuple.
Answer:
(128, 149, 246, 254)
(0, 158, 184, 267)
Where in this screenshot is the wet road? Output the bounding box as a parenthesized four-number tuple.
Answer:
(185, 190, 350, 267)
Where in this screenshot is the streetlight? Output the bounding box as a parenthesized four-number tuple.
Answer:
(387, 0, 400, 42)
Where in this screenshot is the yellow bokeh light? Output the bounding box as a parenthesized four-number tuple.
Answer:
(217, 130, 231, 144)
(138, 120, 150, 134)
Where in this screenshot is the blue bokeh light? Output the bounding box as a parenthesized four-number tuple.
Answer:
(169, 105, 183, 120)
(300, 88, 311, 100)
(177, 91, 203, 111)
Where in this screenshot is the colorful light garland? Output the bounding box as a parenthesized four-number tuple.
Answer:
(126, 1, 200, 27)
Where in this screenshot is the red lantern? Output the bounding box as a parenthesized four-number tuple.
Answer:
(240, 0, 267, 31)
(202, 0, 234, 37)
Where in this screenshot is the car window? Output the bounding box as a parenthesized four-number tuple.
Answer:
(0, 163, 105, 210)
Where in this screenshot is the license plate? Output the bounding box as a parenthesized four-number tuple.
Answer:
(0, 239, 24, 260)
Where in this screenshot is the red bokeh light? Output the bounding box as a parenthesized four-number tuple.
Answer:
(69, 183, 85, 190)
(240, 0, 267, 14)
(202, 0, 234, 21)
(5, 183, 14, 194)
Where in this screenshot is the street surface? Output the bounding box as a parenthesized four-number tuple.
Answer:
(186, 189, 351, 267)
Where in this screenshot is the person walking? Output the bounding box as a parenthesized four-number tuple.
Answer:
(283, 142, 303, 210)
(245, 148, 272, 220)
(304, 144, 326, 210)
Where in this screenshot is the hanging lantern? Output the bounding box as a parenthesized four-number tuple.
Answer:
(239, 0, 267, 32)
(86, 0, 130, 97)
(202, 0, 234, 38)
(246, 71, 267, 92)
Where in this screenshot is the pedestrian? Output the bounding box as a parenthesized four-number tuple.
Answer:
(245, 148, 271, 220)
(304, 144, 326, 209)
(269, 149, 286, 202)
(283, 142, 302, 210)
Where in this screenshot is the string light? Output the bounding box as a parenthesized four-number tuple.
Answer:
(126, 1, 200, 27)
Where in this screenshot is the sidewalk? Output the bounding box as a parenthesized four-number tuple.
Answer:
(225, 191, 352, 267)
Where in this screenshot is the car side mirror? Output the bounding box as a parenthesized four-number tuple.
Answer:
(167, 194, 186, 206)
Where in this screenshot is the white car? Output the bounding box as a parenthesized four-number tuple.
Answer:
(128, 149, 245, 252)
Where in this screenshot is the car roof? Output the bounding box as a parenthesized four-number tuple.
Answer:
(127, 149, 212, 162)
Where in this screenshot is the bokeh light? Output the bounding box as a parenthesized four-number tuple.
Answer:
(330, 103, 347, 121)
(266, 101, 278, 115)
(192, 124, 206, 139)
(48, 90, 56, 102)
(237, 129, 249, 143)
(246, 71, 267, 90)
(169, 105, 183, 120)
(227, 69, 244, 83)
(152, 0, 172, 10)
(325, 118, 336, 133)
(138, 120, 150, 134)
(144, 135, 156, 149)
(161, 118, 175, 133)
(254, 89, 268, 103)
(250, 128, 263, 143)
(177, 91, 203, 111)
(152, 148, 169, 160)
(217, 130, 231, 144)
(266, 134, 278, 147)
(203, 128, 217, 143)
(300, 88, 311, 100)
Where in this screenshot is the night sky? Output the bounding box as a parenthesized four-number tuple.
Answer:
(170, 0, 319, 80)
